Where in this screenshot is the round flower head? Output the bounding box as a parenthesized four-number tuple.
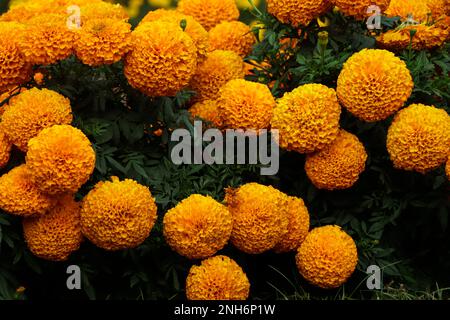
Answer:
(124, 20, 197, 97)
(186, 255, 250, 300)
(332, 0, 391, 20)
(139, 9, 209, 60)
(387, 104, 450, 173)
(296, 225, 358, 289)
(189, 100, 223, 128)
(225, 183, 289, 254)
(271, 84, 341, 154)
(26, 125, 96, 195)
(0, 27, 31, 91)
(0, 88, 73, 152)
(23, 195, 83, 261)
(0, 129, 12, 169)
(267, 0, 332, 27)
(163, 194, 232, 259)
(218, 79, 275, 131)
(177, 0, 239, 31)
(337, 49, 413, 122)
(0, 165, 56, 217)
(74, 18, 131, 66)
(208, 21, 256, 58)
(18, 14, 76, 65)
(305, 130, 368, 190)
(81, 177, 158, 251)
(385, 0, 430, 22)
(273, 196, 310, 253)
(79, 2, 129, 22)
(190, 50, 245, 102)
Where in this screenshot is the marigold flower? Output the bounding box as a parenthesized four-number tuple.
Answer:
(208, 21, 256, 57)
(273, 196, 310, 253)
(163, 194, 232, 259)
(0, 88, 73, 152)
(0, 165, 56, 217)
(305, 130, 368, 190)
(139, 9, 209, 60)
(74, 18, 131, 67)
(177, 0, 239, 31)
(23, 195, 83, 261)
(124, 21, 197, 97)
(81, 177, 158, 251)
(0, 129, 12, 169)
(385, 0, 430, 22)
(271, 84, 341, 154)
(225, 183, 289, 254)
(218, 79, 275, 131)
(267, 0, 331, 27)
(387, 104, 450, 173)
(337, 49, 413, 122)
(332, 0, 390, 20)
(190, 50, 245, 102)
(296, 225, 358, 289)
(189, 100, 223, 128)
(186, 255, 250, 300)
(26, 125, 96, 195)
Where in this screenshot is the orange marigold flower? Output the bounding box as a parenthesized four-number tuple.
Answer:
(139, 9, 209, 60)
(81, 177, 158, 251)
(387, 104, 450, 173)
(23, 195, 83, 261)
(267, 0, 332, 27)
(337, 49, 413, 122)
(0, 129, 12, 169)
(75, 18, 131, 66)
(385, 0, 430, 22)
(208, 21, 256, 57)
(273, 196, 310, 253)
(271, 84, 341, 154)
(331, 0, 390, 20)
(124, 21, 197, 97)
(305, 130, 368, 190)
(186, 255, 250, 300)
(225, 183, 289, 254)
(218, 79, 275, 131)
(190, 50, 245, 102)
(296, 225, 358, 289)
(0, 88, 73, 152)
(26, 125, 96, 195)
(0, 165, 56, 217)
(177, 0, 239, 31)
(189, 100, 223, 128)
(163, 194, 232, 259)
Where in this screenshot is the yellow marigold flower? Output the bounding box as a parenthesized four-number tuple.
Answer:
(0, 88, 73, 152)
(23, 195, 83, 261)
(377, 24, 449, 51)
(163, 194, 232, 259)
(236, 0, 261, 10)
(148, 0, 173, 9)
(225, 183, 289, 254)
(0, 129, 12, 169)
(0, 165, 56, 217)
(296, 225, 358, 289)
(305, 130, 368, 190)
(218, 79, 275, 131)
(79, 2, 129, 22)
(387, 104, 450, 173)
(267, 0, 332, 27)
(75, 18, 131, 67)
(208, 21, 256, 58)
(189, 100, 223, 128)
(177, 0, 239, 31)
(81, 177, 158, 251)
(124, 21, 197, 97)
(19, 14, 75, 66)
(332, 0, 390, 20)
(273, 196, 310, 253)
(139, 9, 209, 60)
(186, 255, 250, 300)
(0, 27, 31, 91)
(337, 49, 413, 122)
(271, 84, 341, 154)
(190, 50, 245, 102)
(386, 0, 430, 22)
(26, 125, 96, 195)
